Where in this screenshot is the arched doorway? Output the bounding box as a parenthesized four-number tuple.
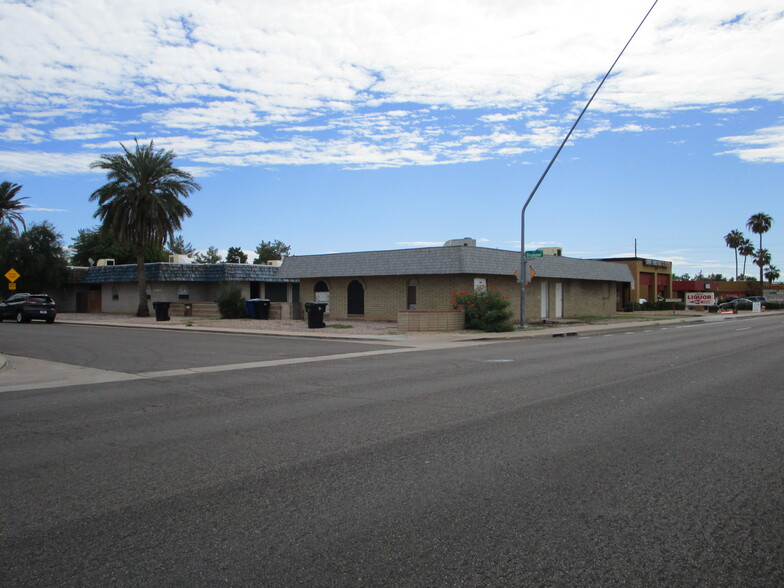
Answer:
(314, 280, 330, 314)
(347, 280, 365, 315)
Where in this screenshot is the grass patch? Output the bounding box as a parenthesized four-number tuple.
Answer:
(326, 324, 353, 329)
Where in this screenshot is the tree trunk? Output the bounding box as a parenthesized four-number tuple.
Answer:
(136, 242, 149, 317)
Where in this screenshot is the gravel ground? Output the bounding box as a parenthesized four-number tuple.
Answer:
(56, 313, 402, 335)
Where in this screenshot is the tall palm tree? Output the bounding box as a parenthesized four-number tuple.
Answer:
(738, 238, 755, 278)
(723, 229, 744, 280)
(0, 181, 29, 234)
(90, 140, 200, 317)
(747, 212, 774, 291)
(764, 265, 780, 286)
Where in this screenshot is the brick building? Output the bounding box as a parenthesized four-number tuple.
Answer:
(277, 244, 633, 322)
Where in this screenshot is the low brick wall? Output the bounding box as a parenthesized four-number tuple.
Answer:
(397, 309, 465, 331)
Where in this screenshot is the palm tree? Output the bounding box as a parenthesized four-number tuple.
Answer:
(747, 212, 774, 290)
(764, 265, 780, 286)
(0, 181, 29, 234)
(738, 238, 755, 278)
(90, 140, 200, 316)
(724, 229, 744, 280)
(753, 249, 771, 294)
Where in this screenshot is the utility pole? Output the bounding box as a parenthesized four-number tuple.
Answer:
(519, 0, 659, 328)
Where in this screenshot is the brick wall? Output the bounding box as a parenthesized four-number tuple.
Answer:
(397, 309, 465, 331)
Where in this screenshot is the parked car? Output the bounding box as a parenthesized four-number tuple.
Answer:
(717, 298, 747, 310)
(745, 296, 767, 303)
(0, 293, 57, 323)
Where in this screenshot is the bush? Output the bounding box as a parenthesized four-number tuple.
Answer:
(624, 300, 685, 312)
(217, 282, 246, 319)
(452, 287, 515, 332)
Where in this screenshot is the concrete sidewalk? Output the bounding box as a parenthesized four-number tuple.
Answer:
(49, 309, 775, 344)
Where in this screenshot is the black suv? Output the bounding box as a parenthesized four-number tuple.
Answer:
(0, 293, 57, 323)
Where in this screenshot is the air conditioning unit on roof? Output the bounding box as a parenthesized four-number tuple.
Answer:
(96, 259, 115, 266)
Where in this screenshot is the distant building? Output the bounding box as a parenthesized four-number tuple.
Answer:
(598, 257, 672, 303)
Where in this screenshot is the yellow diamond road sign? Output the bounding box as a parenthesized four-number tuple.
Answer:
(5, 268, 20, 282)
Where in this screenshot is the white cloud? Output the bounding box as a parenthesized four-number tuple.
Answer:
(51, 124, 115, 141)
(717, 125, 784, 163)
(0, 1, 782, 171)
(0, 151, 98, 174)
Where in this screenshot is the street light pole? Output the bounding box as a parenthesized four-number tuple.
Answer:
(519, 0, 659, 328)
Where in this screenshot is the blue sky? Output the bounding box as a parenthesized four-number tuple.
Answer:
(1, 0, 782, 277)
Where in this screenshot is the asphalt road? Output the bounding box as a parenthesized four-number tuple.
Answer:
(1, 317, 783, 586)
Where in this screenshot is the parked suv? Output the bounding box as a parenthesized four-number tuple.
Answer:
(0, 293, 57, 323)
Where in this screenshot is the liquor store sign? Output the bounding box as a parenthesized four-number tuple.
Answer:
(685, 292, 715, 306)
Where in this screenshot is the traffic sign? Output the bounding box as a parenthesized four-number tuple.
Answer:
(8, 283, 16, 290)
(525, 250, 544, 258)
(4, 268, 20, 282)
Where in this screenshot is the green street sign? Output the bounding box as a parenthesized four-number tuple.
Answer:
(525, 250, 544, 258)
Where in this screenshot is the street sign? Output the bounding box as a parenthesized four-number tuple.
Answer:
(525, 250, 544, 258)
(4, 268, 20, 282)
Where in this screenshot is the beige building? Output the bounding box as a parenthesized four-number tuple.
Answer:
(277, 244, 633, 323)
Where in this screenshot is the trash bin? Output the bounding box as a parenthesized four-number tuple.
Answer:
(304, 301, 326, 328)
(258, 299, 270, 320)
(708, 305, 718, 313)
(153, 301, 171, 322)
(245, 298, 260, 319)
(245, 299, 270, 320)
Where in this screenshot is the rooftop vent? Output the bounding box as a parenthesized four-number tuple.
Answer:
(443, 237, 477, 248)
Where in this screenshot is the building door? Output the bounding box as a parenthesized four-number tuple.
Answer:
(250, 282, 261, 299)
(555, 282, 563, 318)
(347, 280, 364, 315)
(407, 280, 417, 310)
(540, 281, 549, 319)
(314, 281, 329, 314)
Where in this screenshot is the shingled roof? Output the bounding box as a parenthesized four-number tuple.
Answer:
(79, 263, 297, 284)
(276, 247, 633, 283)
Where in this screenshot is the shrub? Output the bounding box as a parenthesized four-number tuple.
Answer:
(217, 282, 246, 319)
(624, 300, 685, 312)
(451, 287, 515, 332)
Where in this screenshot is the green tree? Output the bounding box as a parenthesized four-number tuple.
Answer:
(746, 212, 774, 290)
(723, 229, 744, 280)
(90, 140, 200, 316)
(0, 181, 29, 234)
(70, 226, 166, 266)
(225, 246, 248, 264)
(0, 222, 68, 294)
(194, 246, 222, 264)
(753, 249, 771, 289)
(167, 234, 196, 257)
(764, 265, 780, 285)
(253, 239, 291, 264)
(738, 238, 755, 279)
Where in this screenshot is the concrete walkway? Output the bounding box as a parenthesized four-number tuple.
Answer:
(50, 309, 775, 344)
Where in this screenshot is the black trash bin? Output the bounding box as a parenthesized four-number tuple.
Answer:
(304, 301, 326, 328)
(258, 299, 270, 320)
(153, 301, 171, 322)
(245, 299, 270, 320)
